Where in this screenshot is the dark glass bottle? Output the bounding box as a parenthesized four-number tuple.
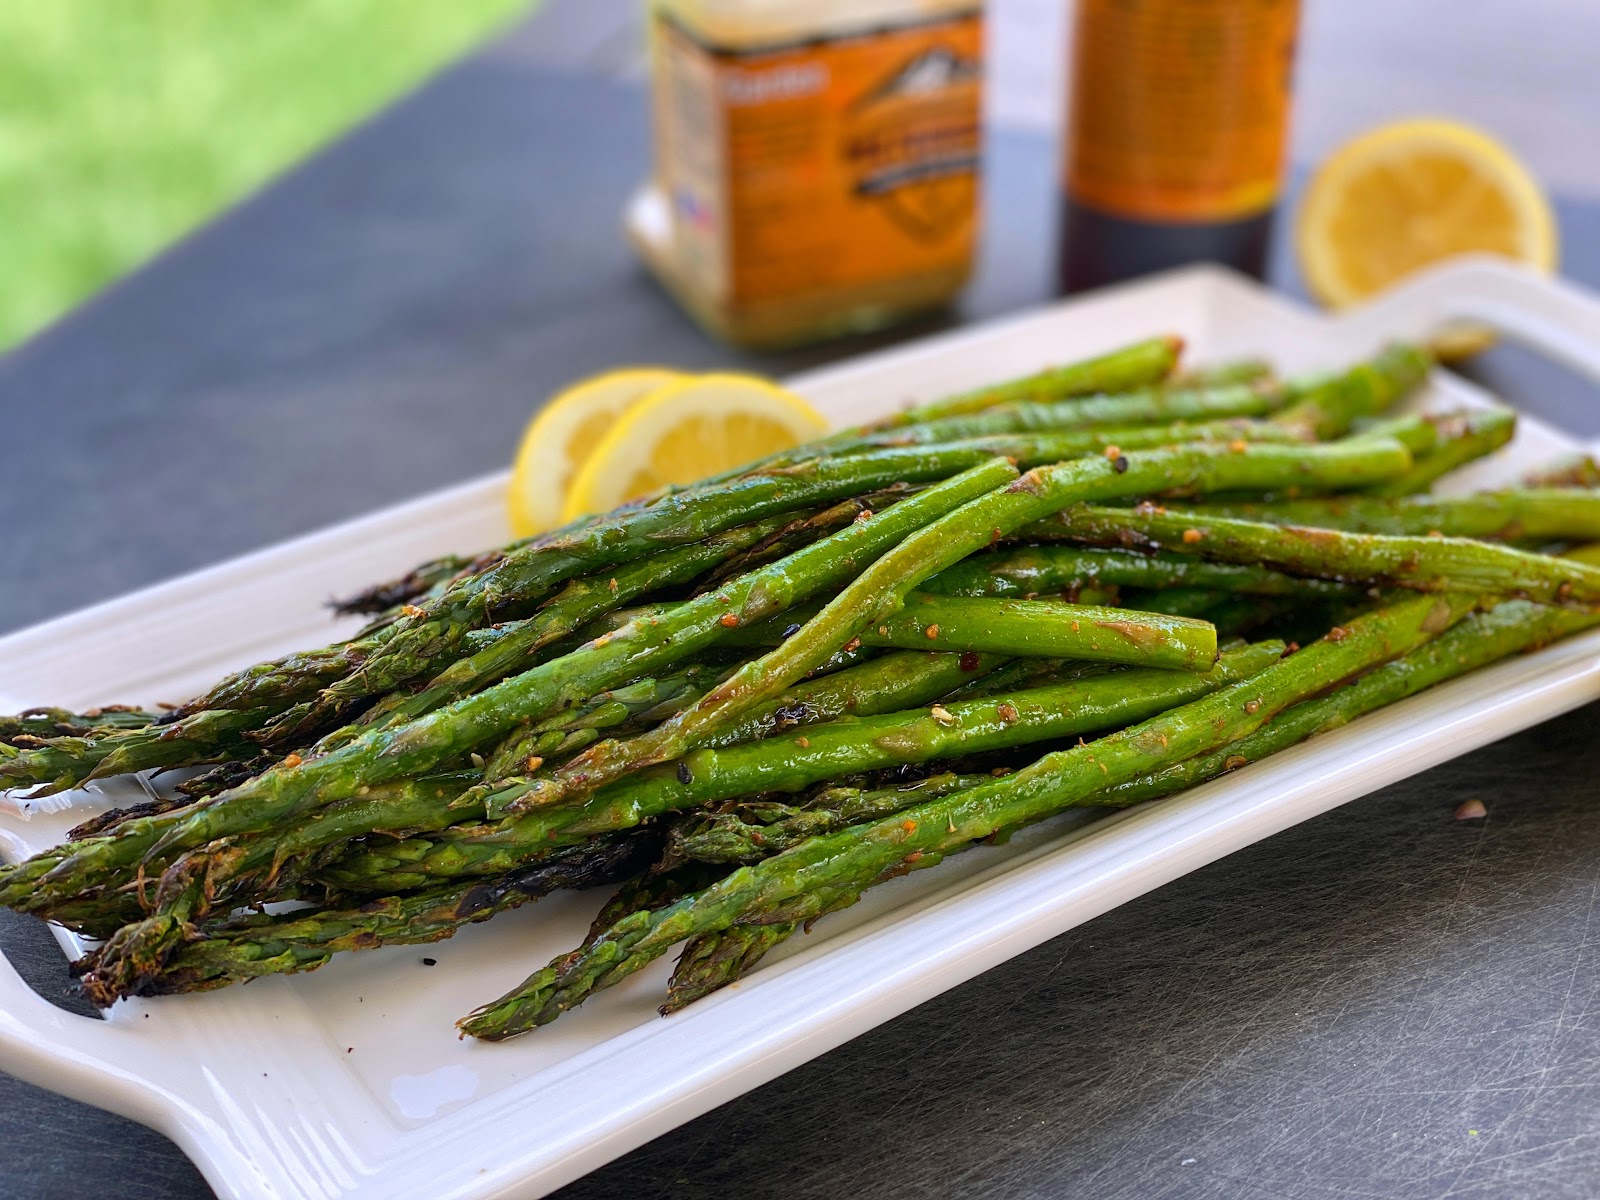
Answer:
(1058, 0, 1300, 294)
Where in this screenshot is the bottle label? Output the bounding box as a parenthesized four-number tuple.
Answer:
(1066, 0, 1298, 223)
(654, 11, 983, 305)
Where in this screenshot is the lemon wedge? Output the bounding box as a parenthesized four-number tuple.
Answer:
(508, 368, 683, 536)
(1296, 118, 1558, 314)
(561, 374, 828, 521)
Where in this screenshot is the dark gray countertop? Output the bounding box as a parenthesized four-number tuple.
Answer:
(3, 23, 1600, 1200)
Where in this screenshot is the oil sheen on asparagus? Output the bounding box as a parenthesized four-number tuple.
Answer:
(3, 335, 1596, 1040)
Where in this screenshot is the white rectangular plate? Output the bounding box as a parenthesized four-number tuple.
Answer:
(4, 259, 1600, 1200)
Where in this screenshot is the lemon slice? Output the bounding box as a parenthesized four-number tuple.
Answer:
(508, 368, 683, 536)
(562, 374, 828, 521)
(1296, 118, 1557, 314)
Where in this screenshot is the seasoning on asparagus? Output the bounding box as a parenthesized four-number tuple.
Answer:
(3, 337, 1595, 1042)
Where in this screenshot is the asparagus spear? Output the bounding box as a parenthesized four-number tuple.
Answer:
(323, 644, 1278, 895)
(696, 489, 916, 591)
(171, 638, 393, 719)
(662, 922, 800, 1014)
(0, 706, 272, 796)
(1172, 358, 1274, 388)
(1273, 343, 1432, 439)
(47, 770, 483, 940)
(727, 595, 1220, 671)
(1363, 408, 1515, 496)
(112, 832, 663, 997)
(876, 335, 1184, 424)
(586, 860, 723, 934)
(694, 337, 1187, 485)
(0, 706, 160, 744)
(922, 545, 1358, 601)
(843, 408, 1294, 455)
(68, 797, 194, 843)
(1029, 503, 1600, 606)
(7, 461, 1018, 926)
(1182, 489, 1600, 542)
(672, 772, 996, 866)
(700, 648, 1004, 750)
(328, 552, 480, 617)
(459, 592, 1479, 1038)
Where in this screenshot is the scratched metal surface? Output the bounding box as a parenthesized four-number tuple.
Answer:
(4, 11, 1600, 1200)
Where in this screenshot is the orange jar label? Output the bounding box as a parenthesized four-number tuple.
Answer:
(654, 11, 982, 306)
(1066, 0, 1298, 223)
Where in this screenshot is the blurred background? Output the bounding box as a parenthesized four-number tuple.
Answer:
(0, 0, 529, 350)
(4, 0, 1594, 353)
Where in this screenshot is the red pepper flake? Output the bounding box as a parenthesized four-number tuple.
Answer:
(525, 755, 544, 773)
(1327, 625, 1349, 643)
(1071, 620, 1080, 632)
(901, 819, 917, 832)
(904, 851, 924, 864)
(959, 651, 981, 671)
(855, 508, 874, 523)
(1244, 699, 1261, 714)
(282, 752, 303, 769)
(1230, 439, 1248, 453)
(607, 578, 619, 593)
(990, 766, 1013, 777)
(844, 636, 862, 652)
(997, 702, 1019, 723)
(925, 623, 941, 640)
(1224, 754, 1248, 771)
(878, 625, 889, 636)
(1182, 529, 1204, 545)
(719, 613, 740, 627)
(402, 604, 426, 618)
(795, 737, 811, 748)
(1103, 445, 1122, 459)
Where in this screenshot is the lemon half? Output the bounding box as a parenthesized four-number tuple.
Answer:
(1296, 118, 1557, 313)
(561, 374, 827, 521)
(508, 368, 683, 536)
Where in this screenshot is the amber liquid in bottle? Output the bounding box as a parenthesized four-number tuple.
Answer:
(1058, 0, 1299, 294)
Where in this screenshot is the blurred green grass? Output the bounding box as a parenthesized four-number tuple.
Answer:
(0, 0, 533, 351)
